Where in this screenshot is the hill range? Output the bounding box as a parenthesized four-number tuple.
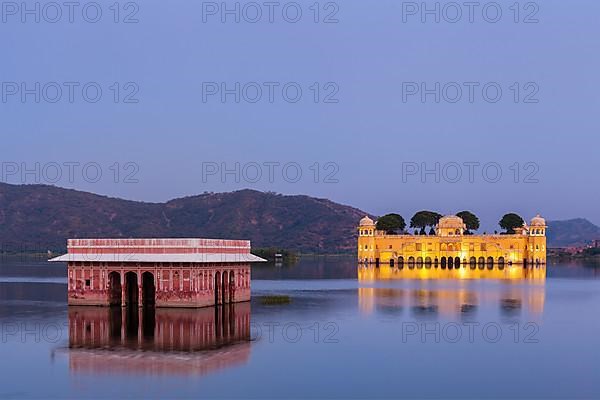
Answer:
(0, 183, 597, 253)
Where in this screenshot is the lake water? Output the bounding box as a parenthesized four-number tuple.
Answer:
(0, 256, 599, 399)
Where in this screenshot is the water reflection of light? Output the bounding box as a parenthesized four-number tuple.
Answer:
(358, 265, 546, 317)
(68, 304, 251, 376)
(358, 265, 547, 282)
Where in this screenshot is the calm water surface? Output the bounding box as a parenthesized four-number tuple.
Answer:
(0, 256, 599, 399)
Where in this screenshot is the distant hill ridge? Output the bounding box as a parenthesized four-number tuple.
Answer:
(0, 183, 366, 253)
(546, 218, 600, 248)
(0, 183, 597, 252)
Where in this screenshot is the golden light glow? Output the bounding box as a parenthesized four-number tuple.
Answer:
(357, 274, 546, 317)
(358, 265, 547, 282)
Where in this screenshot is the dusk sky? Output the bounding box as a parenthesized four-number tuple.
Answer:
(1, 0, 599, 230)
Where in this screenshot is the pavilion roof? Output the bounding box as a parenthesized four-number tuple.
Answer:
(48, 238, 267, 263)
(48, 252, 266, 263)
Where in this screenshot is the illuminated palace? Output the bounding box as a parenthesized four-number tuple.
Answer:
(357, 214, 547, 268)
(50, 238, 266, 308)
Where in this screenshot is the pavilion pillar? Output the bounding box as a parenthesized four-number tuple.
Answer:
(138, 272, 143, 308)
(121, 271, 126, 307)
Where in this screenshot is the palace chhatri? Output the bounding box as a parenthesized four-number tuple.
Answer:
(358, 214, 547, 268)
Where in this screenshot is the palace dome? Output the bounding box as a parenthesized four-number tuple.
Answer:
(359, 216, 375, 226)
(437, 215, 465, 229)
(530, 214, 546, 227)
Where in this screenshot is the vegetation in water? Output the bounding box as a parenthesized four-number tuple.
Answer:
(260, 295, 291, 305)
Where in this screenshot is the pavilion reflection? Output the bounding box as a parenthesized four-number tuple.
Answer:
(358, 265, 546, 317)
(68, 304, 251, 375)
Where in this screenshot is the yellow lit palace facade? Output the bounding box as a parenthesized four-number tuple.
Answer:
(357, 214, 547, 268)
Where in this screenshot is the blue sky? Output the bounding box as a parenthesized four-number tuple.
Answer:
(1, 0, 599, 231)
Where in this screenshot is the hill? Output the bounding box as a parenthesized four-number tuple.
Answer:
(547, 218, 600, 248)
(0, 183, 597, 253)
(0, 183, 367, 253)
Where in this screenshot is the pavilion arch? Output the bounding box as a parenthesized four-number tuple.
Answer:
(229, 270, 235, 303)
(398, 256, 404, 269)
(108, 271, 121, 306)
(448, 257, 454, 269)
(416, 257, 423, 269)
(455, 257, 461, 268)
(124, 271, 138, 306)
(448, 244, 454, 251)
(441, 257, 447, 269)
(434, 258, 439, 268)
(469, 257, 477, 269)
(141, 271, 155, 307)
(487, 257, 494, 270)
(214, 271, 221, 305)
(222, 271, 229, 304)
(408, 257, 415, 269)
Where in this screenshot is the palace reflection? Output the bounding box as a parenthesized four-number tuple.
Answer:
(68, 304, 251, 376)
(358, 265, 546, 317)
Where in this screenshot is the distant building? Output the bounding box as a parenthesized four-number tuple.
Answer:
(50, 238, 266, 307)
(357, 214, 547, 267)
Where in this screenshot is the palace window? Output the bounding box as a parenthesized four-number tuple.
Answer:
(469, 243, 474, 251)
(416, 243, 422, 251)
(389, 245, 393, 249)
(85, 279, 90, 287)
(480, 243, 486, 251)
(364, 245, 368, 250)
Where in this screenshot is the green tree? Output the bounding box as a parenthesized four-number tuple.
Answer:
(499, 213, 525, 234)
(410, 211, 442, 231)
(456, 211, 480, 233)
(376, 213, 406, 234)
